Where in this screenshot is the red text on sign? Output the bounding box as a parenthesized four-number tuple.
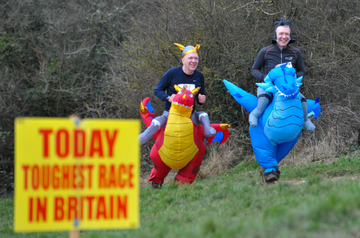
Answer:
(22, 164, 94, 190)
(54, 195, 128, 221)
(39, 129, 118, 158)
(98, 164, 135, 188)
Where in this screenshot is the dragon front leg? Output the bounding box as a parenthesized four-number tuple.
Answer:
(249, 126, 278, 169)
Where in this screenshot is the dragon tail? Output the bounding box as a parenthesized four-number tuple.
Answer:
(223, 79, 257, 113)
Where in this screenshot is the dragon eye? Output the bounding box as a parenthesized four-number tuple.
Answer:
(189, 94, 193, 97)
(178, 91, 183, 94)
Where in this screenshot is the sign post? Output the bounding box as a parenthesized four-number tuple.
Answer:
(14, 118, 140, 233)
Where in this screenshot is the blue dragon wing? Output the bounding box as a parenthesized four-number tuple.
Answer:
(306, 97, 321, 119)
(223, 79, 257, 113)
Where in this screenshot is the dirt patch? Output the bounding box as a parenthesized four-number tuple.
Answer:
(140, 170, 178, 187)
(285, 173, 360, 185)
(330, 174, 360, 181)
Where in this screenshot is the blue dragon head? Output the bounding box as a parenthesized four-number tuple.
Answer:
(256, 62, 303, 99)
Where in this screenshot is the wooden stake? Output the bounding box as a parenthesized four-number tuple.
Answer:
(69, 230, 80, 238)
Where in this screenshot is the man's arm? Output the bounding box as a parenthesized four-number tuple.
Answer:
(154, 70, 172, 101)
(196, 74, 206, 105)
(251, 49, 266, 81)
(295, 50, 305, 78)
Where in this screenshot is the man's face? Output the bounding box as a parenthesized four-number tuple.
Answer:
(182, 52, 199, 73)
(276, 26, 290, 49)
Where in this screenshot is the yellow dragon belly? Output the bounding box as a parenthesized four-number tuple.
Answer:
(159, 109, 199, 170)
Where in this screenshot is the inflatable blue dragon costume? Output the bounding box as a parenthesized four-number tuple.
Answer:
(223, 62, 321, 183)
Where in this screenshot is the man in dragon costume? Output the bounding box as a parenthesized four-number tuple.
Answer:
(236, 18, 319, 183)
(224, 62, 320, 184)
(139, 43, 228, 188)
(250, 18, 315, 133)
(139, 43, 216, 147)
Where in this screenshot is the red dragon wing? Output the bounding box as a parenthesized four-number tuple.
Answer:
(205, 124, 231, 145)
(140, 97, 161, 141)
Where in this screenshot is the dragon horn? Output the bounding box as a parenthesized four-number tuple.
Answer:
(174, 43, 185, 51)
(174, 84, 183, 92)
(256, 82, 273, 90)
(265, 86, 277, 93)
(191, 87, 201, 95)
(195, 44, 200, 50)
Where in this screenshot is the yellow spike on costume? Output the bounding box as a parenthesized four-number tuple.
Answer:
(174, 84, 183, 92)
(191, 87, 201, 95)
(140, 101, 148, 114)
(195, 44, 200, 50)
(174, 43, 185, 51)
(220, 124, 232, 130)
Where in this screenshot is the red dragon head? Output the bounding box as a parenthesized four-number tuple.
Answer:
(172, 85, 201, 113)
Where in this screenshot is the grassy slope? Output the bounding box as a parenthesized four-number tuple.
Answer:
(1, 153, 360, 238)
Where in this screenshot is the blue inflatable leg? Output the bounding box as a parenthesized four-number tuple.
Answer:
(275, 134, 301, 163)
(249, 126, 278, 169)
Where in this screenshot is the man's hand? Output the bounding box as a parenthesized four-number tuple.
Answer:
(198, 94, 206, 104)
(168, 94, 176, 102)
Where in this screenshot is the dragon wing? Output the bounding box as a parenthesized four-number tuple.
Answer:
(306, 97, 321, 119)
(140, 97, 161, 141)
(140, 97, 156, 128)
(206, 124, 231, 145)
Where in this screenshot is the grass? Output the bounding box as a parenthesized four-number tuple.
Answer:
(1, 152, 360, 238)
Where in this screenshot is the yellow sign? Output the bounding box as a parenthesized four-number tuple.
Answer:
(14, 118, 140, 232)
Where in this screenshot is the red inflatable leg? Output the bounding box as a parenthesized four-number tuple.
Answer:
(148, 156, 171, 185)
(175, 151, 205, 184)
